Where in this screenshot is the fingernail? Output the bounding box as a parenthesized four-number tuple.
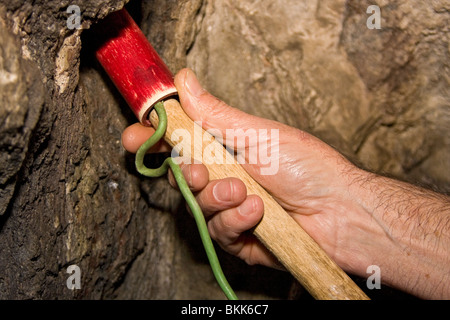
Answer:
(213, 180, 233, 202)
(238, 198, 255, 217)
(185, 70, 205, 97)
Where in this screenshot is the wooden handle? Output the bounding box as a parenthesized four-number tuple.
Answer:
(151, 99, 369, 300)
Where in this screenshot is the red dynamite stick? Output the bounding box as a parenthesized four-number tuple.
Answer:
(95, 9, 177, 125)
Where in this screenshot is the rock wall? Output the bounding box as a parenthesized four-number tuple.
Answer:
(188, 0, 450, 192)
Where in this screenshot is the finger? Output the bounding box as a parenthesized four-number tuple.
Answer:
(174, 69, 249, 132)
(174, 68, 284, 134)
(195, 178, 247, 217)
(205, 195, 284, 269)
(232, 234, 284, 269)
(121, 123, 171, 154)
(168, 162, 209, 192)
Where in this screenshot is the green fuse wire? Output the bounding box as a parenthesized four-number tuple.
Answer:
(135, 101, 238, 300)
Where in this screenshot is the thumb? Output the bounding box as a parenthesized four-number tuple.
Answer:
(174, 68, 275, 133)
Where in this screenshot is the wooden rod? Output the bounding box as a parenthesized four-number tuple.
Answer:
(150, 99, 370, 300)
